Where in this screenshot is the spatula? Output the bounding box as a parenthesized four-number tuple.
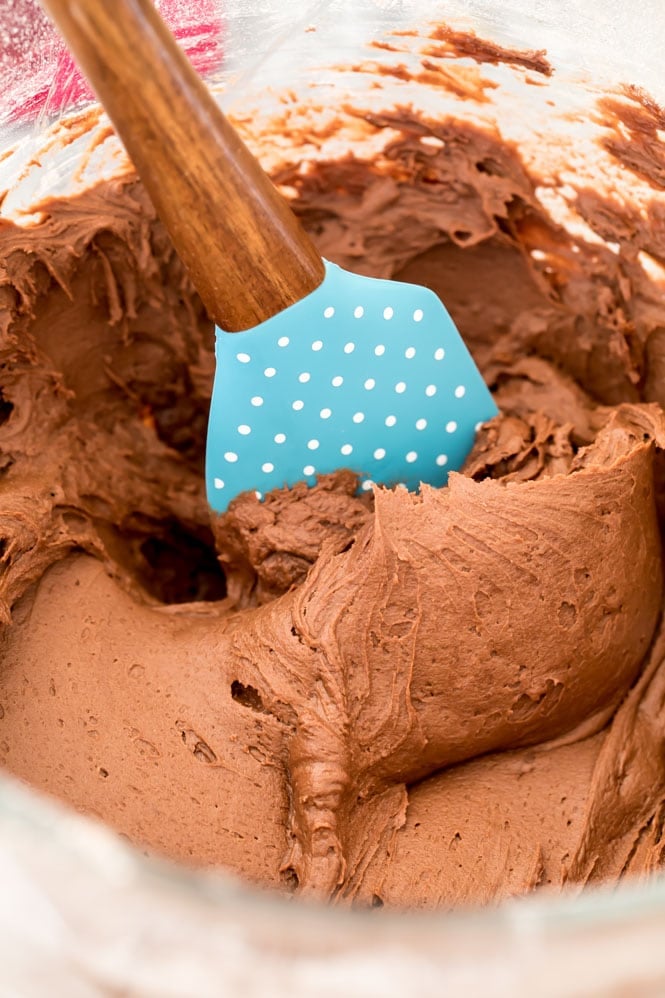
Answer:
(41, 0, 498, 510)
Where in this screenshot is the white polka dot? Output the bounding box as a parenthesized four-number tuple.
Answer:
(446, 421, 458, 433)
(385, 415, 397, 427)
(274, 433, 286, 444)
(262, 462, 274, 473)
(214, 478, 224, 489)
(425, 385, 437, 397)
(396, 482, 407, 490)
(361, 480, 374, 491)
(341, 443, 353, 456)
(374, 448, 386, 460)
(255, 491, 263, 500)
(405, 347, 416, 359)
(237, 424, 251, 435)
(278, 336, 290, 347)
(224, 452, 238, 463)
(353, 412, 365, 423)
(383, 306, 394, 320)
(332, 376, 343, 387)
(375, 344, 385, 356)
(395, 381, 406, 394)
(307, 439, 320, 450)
(475, 421, 483, 432)
(413, 309, 424, 322)
(344, 342, 355, 354)
(455, 385, 466, 398)
(436, 454, 449, 467)
(354, 306, 364, 318)
(251, 396, 264, 407)
(312, 340, 323, 351)
(434, 347, 445, 361)
(364, 378, 375, 390)
(236, 352, 251, 363)
(406, 451, 418, 463)
(292, 400, 304, 411)
(298, 372, 311, 383)
(324, 306, 335, 318)
(264, 367, 276, 378)
(415, 418, 427, 430)
(303, 465, 316, 476)
(320, 408, 332, 419)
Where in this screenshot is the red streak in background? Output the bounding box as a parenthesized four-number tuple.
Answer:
(5, 0, 225, 124)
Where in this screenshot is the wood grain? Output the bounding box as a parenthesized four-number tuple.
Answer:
(41, 0, 325, 331)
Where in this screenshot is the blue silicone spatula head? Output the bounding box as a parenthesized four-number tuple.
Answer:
(206, 261, 497, 510)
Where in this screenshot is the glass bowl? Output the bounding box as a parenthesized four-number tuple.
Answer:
(1, 1, 664, 994)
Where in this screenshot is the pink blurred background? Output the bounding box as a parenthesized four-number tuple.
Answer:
(1, 0, 225, 126)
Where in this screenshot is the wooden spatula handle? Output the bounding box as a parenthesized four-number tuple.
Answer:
(40, 0, 325, 331)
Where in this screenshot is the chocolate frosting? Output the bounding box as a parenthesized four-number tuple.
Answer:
(1, 27, 665, 907)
